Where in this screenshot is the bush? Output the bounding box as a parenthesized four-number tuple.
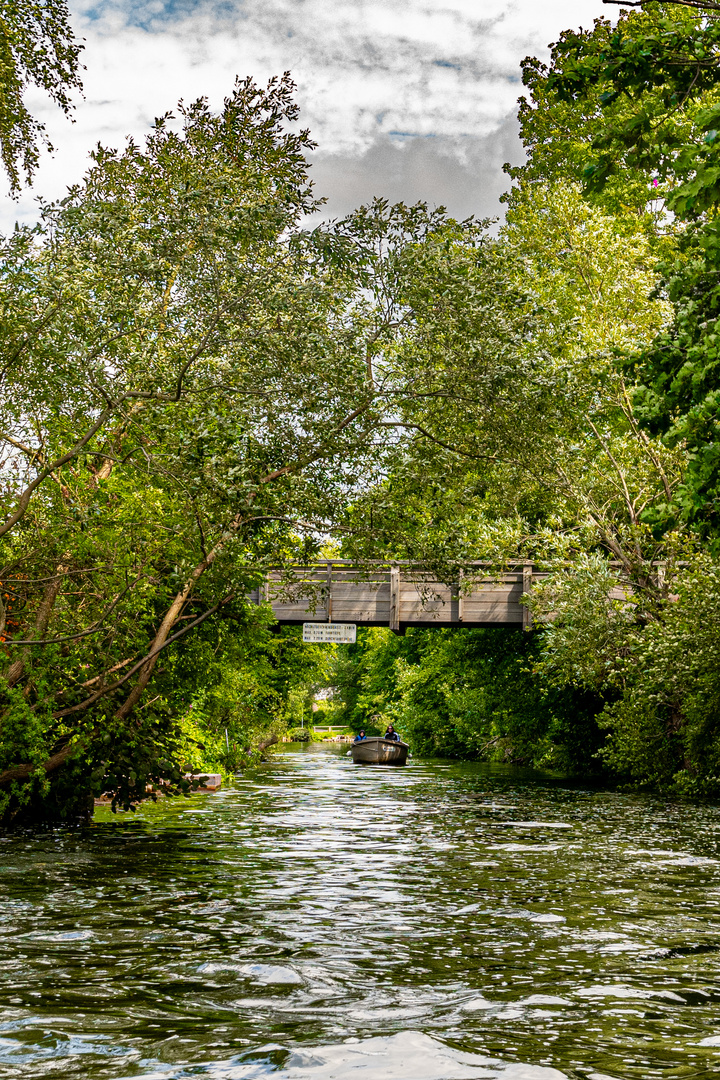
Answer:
(332, 626, 604, 772)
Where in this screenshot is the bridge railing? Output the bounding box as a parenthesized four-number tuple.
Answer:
(248, 561, 548, 630)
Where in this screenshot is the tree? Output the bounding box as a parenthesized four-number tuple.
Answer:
(0, 0, 83, 191)
(474, 1, 720, 792)
(0, 75, 513, 823)
(342, 182, 683, 591)
(515, 3, 720, 533)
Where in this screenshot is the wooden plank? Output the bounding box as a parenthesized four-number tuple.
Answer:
(463, 603, 523, 615)
(399, 582, 453, 597)
(331, 592, 391, 602)
(399, 600, 455, 615)
(254, 565, 547, 627)
(461, 603, 521, 613)
(463, 588, 523, 600)
(331, 579, 388, 587)
(464, 608, 524, 622)
(334, 570, 389, 578)
(330, 603, 391, 615)
(462, 585, 523, 596)
(462, 583, 524, 591)
(268, 570, 328, 580)
(332, 611, 390, 622)
(271, 599, 328, 614)
(399, 607, 453, 623)
(268, 596, 328, 611)
(397, 596, 453, 613)
(333, 592, 388, 600)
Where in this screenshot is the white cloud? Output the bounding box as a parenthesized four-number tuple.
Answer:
(2, 0, 607, 229)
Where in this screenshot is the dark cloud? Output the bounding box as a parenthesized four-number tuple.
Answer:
(308, 111, 523, 223)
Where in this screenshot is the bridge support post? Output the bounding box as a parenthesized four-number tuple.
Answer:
(326, 562, 333, 622)
(389, 566, 400, 632)
(522, 564, 533, 631)
(657, 561, 666, 593)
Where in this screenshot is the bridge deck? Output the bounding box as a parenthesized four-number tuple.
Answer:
(249, 563, 545, 631)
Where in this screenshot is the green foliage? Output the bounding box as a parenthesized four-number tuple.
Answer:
(342, 180, 683, 597)
(511, 4, 720, 534)
(630, 215, 720, 534)
(158, 622, 333, 773)
(322, 7, 720, 797)
(506, 6, 715, 221)
(332, 627, 603, 774)
(528, 554, 645, 694)
(0, 0, 83, 191)
(490, 2, 720, 790)
(1, 71, 513, 823)
(7, 1, 720, 816)
(607, 557, 720, 795)
(524, 547, 720, 795)
(286, 726, 311, 742)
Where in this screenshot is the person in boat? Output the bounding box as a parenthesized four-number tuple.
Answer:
(384, 724, 401, 742)
(354, 729, 367, 742)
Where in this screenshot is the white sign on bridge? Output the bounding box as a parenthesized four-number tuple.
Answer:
(302, 622, 357, 644)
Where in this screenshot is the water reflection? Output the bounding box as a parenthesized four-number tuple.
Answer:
(1, 745, 720, 1078)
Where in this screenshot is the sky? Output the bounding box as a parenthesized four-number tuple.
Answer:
(5, 0, 608, 231)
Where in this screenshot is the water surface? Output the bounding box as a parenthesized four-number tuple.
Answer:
(1, 745, 720, 1078)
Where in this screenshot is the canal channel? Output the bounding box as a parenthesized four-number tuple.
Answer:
(1, 744, 720, 1078)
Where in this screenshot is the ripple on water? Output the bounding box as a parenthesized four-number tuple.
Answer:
(0, 747, 720, 1079)
(125, 1031, 569, 1079)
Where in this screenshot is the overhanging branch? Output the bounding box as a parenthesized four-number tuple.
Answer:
(603, 0, 720, 10)
(0, 594, 235, 789)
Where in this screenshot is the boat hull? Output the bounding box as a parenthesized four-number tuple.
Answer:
(350, 738, 409, 765)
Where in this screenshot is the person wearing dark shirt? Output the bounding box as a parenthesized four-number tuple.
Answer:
(354, 729, 367, 742)
(384, 724, 400, 742)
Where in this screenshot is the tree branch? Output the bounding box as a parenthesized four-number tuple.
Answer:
(0, 744, 76, 788)
(1, 570, 146, 647)
(584, 415, 639, 535)
(0, 406, 116, 539)
(49, 593, 234, 723)
(0, 432, 45, 464)
(617, 379, 674, 503)
(381, 421, 500, 462)
(258, 398, 376, 485)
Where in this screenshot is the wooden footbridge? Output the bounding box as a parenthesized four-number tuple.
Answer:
(249, 562, 545, 632)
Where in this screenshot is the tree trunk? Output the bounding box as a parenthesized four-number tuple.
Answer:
(5, 561, 68, 688)
(112, 530, 234, 721)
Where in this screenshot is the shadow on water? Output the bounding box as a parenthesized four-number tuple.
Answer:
(1, 744, 720, 1078)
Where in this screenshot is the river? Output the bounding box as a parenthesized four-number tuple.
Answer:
(1, 744, 720, 1079)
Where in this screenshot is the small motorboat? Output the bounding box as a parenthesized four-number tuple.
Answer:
(350, 737, 409, 765)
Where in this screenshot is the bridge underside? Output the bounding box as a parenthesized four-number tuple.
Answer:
(249, 563, 543, 632)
